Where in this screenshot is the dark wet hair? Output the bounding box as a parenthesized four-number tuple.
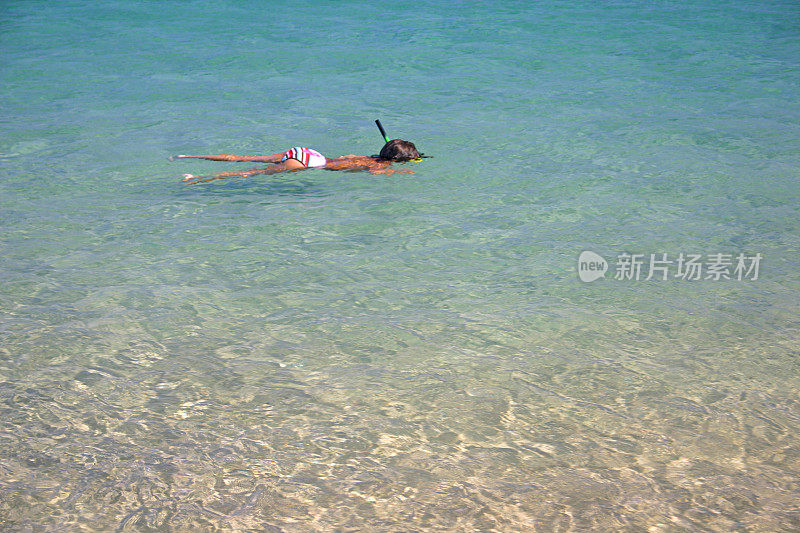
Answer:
(378, 139, 420, 161)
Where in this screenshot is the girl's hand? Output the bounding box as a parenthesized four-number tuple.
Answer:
(371, 168, 415, 175)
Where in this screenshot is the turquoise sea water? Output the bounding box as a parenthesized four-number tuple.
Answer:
(2, 1, 800, 530)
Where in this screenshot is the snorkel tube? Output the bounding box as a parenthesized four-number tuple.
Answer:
(375, 119, 391, 144)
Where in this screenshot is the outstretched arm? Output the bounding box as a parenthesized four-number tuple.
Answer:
(170, 152, 285, 163)
(370, 167, 414, 175)
(325, 156, 414, 175)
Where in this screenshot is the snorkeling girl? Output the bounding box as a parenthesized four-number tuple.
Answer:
(172, 138, 422, 185)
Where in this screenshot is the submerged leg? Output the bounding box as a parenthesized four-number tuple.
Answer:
(181, 163, 301, 185)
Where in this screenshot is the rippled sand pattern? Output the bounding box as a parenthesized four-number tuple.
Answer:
(2, 308, 799, 531)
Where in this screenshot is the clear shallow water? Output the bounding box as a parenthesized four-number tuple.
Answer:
(2, 0, 800, 530)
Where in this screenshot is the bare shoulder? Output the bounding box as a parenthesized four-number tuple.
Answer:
(330, 154, 372, 162)
(325, 155, 385, 171)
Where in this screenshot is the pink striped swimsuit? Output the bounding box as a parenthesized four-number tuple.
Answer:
(281, 147, 327, 168)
